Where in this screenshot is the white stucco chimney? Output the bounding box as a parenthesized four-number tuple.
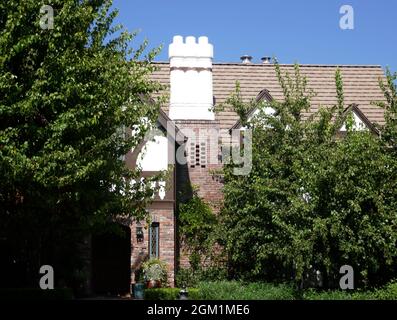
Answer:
(168, 35, 215, 120)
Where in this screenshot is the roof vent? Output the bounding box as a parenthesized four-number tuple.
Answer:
(261, 56, 272, 64)
(240, 55, 253, 64)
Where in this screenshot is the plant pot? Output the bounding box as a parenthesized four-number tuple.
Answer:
(133, 283, 145, 300)
(146, 280, 161, 289)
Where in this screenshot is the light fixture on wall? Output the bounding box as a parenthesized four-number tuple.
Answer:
(136, 222, 144, 243)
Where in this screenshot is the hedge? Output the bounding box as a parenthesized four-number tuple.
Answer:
(303, 281, 397, 300)
(176, 281, 397, 300)
(197, 281, 297, 300)
(144, 288, 201, 300)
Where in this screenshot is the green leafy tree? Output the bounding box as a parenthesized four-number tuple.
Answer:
(301, 131, 397, 288)
(221, 63, 397, 288)
(0, 0, 162, 288)
(221, 63, 315, 282)
(375, 68, 397, 149)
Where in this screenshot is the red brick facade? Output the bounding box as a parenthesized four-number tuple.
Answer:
(128, 118, 225, 285)
(174, 120, 223, 208)
(130, 206, 176, 286)
(174, 120, 224, 269)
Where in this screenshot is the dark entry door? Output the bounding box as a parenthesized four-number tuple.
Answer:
(92, 224, 131, 295)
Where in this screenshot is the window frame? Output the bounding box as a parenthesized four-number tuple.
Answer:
(148, 222, 160, 258)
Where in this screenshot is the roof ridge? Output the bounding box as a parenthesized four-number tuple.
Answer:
(152, 61, 382, 68)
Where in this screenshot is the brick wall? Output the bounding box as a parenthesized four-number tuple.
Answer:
(130, 206, 176, 287)
(175, 120, 224, 269)
(129, 119, 227, 284)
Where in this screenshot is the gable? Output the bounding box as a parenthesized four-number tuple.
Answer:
(340, 110, 367, 132)
(339, 104, 379, 134)
(231, 89, 275, 130)
(126, 109, 185, 172)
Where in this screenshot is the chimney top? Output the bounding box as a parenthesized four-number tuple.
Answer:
(169, 35, 213, 60)
(261, 56, 272, 64)
(240, 55, 253, 64)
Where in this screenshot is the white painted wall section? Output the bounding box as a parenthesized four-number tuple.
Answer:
(340, 110, 367, 131)
(240, 106, 275, 131)
(136, 135, 168, 171)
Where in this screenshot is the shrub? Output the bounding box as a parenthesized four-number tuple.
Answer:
(176, 266, 228, 288)
(142, 259, 168, 284)
(302, 289, 357, 300)
(372, 281, 397, 300)
(175, 267, 200, 288)
(200, 266, 228, 282)
(178, 189, 219, 269)
(302, 280, 397, 300)
(144, 288, 201, 300)
(197, 281, 296, 300)
(165, 280, 397, 300)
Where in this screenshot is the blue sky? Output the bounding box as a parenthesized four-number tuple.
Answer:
(112, 0, 396, 71)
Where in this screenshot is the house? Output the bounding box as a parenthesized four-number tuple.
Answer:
(93, 35, 386, 293)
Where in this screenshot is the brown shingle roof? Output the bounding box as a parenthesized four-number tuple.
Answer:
(150, 62, 386, 133)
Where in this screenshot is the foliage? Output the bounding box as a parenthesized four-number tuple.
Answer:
(175, 267, 200, 288)
(178, 187, 219, 269)
(221, 63, 397, 288)
(134, 267, 145, 283)
(300, 131, 397, 287)
(142, 259, 168, 284)
(374, 68, 397, 149)
(144, 280, 397, 300)
(0, 0, 163, 289)
(197, 280, 397, 300)
(303, 280, 397, 300)
(371, 280, 397, 300)
(197, 281, 297, 300)
(144, 288, 201, 300)
(176, 266, 228, 288)
(221, 81, 255, 127)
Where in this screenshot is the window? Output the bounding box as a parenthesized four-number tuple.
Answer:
(136, 222, 144, 243)
(149, 222, 159, 258)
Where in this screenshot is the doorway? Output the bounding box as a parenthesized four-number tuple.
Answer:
(91, 224, 131, 295)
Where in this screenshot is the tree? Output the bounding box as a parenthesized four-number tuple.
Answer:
(375, 68, 397, 149)
(303, 131, 397, 288)
(0, 0, 162, 289)
(221, 63, 397, 288)
(221, 63, 315, 283)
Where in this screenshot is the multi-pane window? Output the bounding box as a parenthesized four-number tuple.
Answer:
(149, 222, 159, 258)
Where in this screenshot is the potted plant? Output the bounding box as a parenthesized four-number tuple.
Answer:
(142, 259, 168, 288)
(133, 268, 145, 299)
